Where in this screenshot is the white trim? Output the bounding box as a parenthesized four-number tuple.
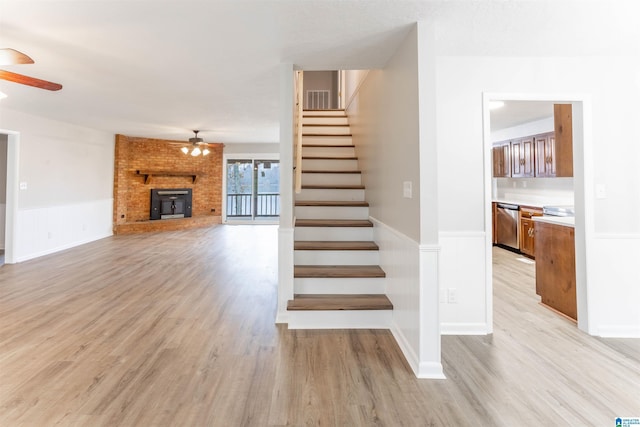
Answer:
(438, 231, 485, 238)
(369, 215, 418, 245)
(1, 130, 19, 264)
(596, 325, 640, 338)
(441, 323, 490, 335)
(482, 92, 592, 336)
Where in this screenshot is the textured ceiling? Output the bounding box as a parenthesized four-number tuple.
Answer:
(0, 1, 637, 144)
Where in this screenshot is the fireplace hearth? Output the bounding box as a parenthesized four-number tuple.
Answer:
(150, 188, 192, 220)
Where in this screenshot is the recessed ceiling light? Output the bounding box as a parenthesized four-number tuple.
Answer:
(489, 100, 505, 110)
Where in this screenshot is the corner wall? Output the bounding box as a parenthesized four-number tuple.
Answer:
(0, 108, 114, 262)
(346, 25, 443, 378)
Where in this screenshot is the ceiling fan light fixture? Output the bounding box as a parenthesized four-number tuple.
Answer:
(0, 91, 7, 100)
(191, 147, 201, 156)
(181, 146, 189, 154)
(202, 148, 210, 156)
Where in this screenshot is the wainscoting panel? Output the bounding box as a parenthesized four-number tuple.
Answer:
(372, 217, 444, 378)
(0, 203, 5, 250)
(439, 231, 489, 335)
(15, 199, 113, 262)
(590, 234, 640, 338)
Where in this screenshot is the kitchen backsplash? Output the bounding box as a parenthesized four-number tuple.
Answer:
(494, 177, 574, 205)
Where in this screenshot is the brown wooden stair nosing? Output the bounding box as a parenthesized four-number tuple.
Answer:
(287, 294, 393, 311)
(294, 265, 385, 278)
(302, 134, 353, 138)
(295, 201, 369, 207)
(301, 185, 364, 190)
(294, 241, 379, 251)
(295, 219, 373, 227)
(302, 144, 354, 148)
(302, 156, 357, 160)
(302, 170, 361, 174)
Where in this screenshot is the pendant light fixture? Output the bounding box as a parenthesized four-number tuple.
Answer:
(182, 130, 210, 156)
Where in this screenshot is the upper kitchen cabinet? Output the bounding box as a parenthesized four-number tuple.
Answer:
(536, 104, 573, 177)
(492, 141, 511, 177)
(553, 104, 573, 177)
(512, 136, 535, 178)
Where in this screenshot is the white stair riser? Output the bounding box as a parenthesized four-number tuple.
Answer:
(303, 125, 350, 135)
(294, 250, 379, 265)
(303, 110, 346, 117)
(302, 146, 355, 158)
(302, 173, 361, 186)
(295, 205, 369, 220)
(302, 135, 353, 146)
(287, 310, 392, 329)
(294, 277, 386, 295)
(295, 227, 373, 241)
(302, 159, 359, 171)
(296, 189, 365, 201)
(302, 117, 349, 125)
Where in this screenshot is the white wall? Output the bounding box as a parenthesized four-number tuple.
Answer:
(347, 25, 443, 378)
(427, 5, 640, 337)
(0, 108, 114, 262)
(0, 134, 7, 250)
(224, 143, 279, 154)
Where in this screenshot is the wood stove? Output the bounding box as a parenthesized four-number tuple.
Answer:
(150, 188, 192, 220)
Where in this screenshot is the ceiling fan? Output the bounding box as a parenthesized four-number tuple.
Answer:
(179, 130, 214, 156)
(0, 48, 62, 91)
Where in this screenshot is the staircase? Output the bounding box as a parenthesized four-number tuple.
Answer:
(287, 109, 393, 329)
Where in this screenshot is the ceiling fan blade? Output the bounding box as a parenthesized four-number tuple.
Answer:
(0, 48, 35, 65)
(0, 70, 62, 91)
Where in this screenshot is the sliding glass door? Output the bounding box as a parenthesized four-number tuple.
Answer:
(226, 159, 280, 220)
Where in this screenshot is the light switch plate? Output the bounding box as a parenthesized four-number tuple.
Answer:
(595, 184, 607, 199)
(403, 181, 412, 198)
(19, 182, 28, 190)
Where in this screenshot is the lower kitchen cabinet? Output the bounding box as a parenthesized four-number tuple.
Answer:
(535, 221, 576, 321)
(519, 206, 543, 257)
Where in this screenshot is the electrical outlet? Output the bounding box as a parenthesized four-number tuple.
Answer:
(448, 288, 458, 304)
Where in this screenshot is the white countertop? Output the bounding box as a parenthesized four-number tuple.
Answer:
(533, 215, 575, 228)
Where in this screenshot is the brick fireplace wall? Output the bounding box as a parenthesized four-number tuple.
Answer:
(113, 134, 223, 234)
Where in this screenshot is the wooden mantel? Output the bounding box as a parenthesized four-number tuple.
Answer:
(136, 170, 204, 184)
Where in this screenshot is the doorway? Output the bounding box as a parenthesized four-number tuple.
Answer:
(483, 94, 591, 334)
(224, 158, 280, 223)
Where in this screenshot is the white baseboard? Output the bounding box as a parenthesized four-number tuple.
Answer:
(441, 322, 490, 335)
(391, 320, 445, 379)
(596, 325, 640, 338)
(15, 233, 112, 263)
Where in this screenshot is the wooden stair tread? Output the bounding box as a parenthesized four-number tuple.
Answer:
(302, 144, 354, 148)
(294, 265, 385, 278)
(302, 156, 357, 160)
(294, 241, 379, 251)
(303, 115, 346, 118)
(295, 200, 369, 207)
(302, 170, 361, 174)
(303, 123, 350, 127)
(302, 134, 353, 137)
(301, 184, 364, 190)
(295, 219, 372, 227)
(287, 294, 392, 311)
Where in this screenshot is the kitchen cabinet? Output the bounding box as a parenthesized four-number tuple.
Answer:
(535, 220, 576, 321)
(511, 137, 535, 178)
(553, 103, 573, 177)
(534, 105, 573, 177)
(492, 141, 511, 177)
(534, 132, 556, 177)
(519, 206, 543, 257)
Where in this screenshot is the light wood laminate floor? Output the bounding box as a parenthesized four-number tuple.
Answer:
(0, 226, 638, 426)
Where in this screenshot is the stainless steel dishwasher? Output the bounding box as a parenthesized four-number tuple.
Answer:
(496, 203, 519, 250)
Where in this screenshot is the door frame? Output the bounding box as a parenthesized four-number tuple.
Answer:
(482, 92, 593, 334)
(222, 152, 280, 224)
(0, 129, 19, 264)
